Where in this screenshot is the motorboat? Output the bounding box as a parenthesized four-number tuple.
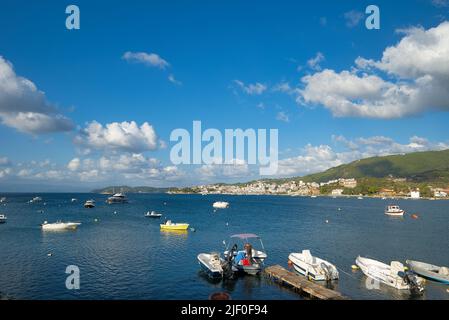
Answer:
(355, 256, 424, 292)
(406, 260, 449, 284)
(41, 221, 81, 231)
(385, 205, 405, 216)
(357, 196, 363, 200)
(213, 201, 229, 209)
(107, 193, 128, 204)
(145, 211, 162, 218)
(160, 220, 189, 231)
(32, 196, 42, 202)
(71, 198, 77, 202)
(197, 252, 227, 279)
(0, 214, 7, 223)
(288, 250, 339, 281)
(0, 197, 6, 203)
(224, 234, 267, 275)
(84, 200, 95, 208)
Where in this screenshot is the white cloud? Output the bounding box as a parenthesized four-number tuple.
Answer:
(307, 52, 325, 71)
(234, 80, 267, 95)
(67, 158, 81, 171)
(75, 121, 159, 153)
(344, 10, 364, 28)
(0, 157, 10, 166)
(298, 22, 449, 118)
(0, 56, 74, 134)
(276, 111, 290, 122)
(195, 159, 250, 180)
(122, 51, 170, 69)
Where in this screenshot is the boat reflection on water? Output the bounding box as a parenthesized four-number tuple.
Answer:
(359, 274, 426, 300)
(160, 229, 188, 236)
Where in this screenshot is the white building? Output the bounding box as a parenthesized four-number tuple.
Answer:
(331, 189, 344, 196)
(410, 189, 420, 199)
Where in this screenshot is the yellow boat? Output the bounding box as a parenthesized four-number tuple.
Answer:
(160, 220, 189, 231)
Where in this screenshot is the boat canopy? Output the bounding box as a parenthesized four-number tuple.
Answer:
(230, 233, 260, 239)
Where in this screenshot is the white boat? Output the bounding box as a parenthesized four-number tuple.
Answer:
(385, 205, 405, 216)
(84, 200, 95, 208)
(406, 260, 449, 284)
(107, 193, 128, 204)
(356, 256, 424, 292)
(32, 196, 42, 202)
(213, 201, 229, 209)
(71, 198, 77, 202)
(224, 234, 267, 275)
(0, 197, 6, 203)
(0, 214, 7, 224)
(310, 195, 317, 198)
(288, 250, 339, 281)
(145, 211, 162, 218)
(197, 253, 226, 279)
(41, 221, 81, 231)
(357, 196, 363, 200)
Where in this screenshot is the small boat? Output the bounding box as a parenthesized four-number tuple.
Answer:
(288, 250, 339, 281)
(145, 211, 162, 218)
(32, 196, 42, 202)
(0, 197, 6, 203)
(84, 200, 95, 208)
(41, 221, 81, 231)
(107, 193, 128, 204)
(0, 214, 7, 224)
(224, 234, 267, 275)
(197, 253, 226, 279)
(310, 195, 317, 198)
(406, 260, 449, 284)
(213, 201, 229, 209)
(357, 196, 363, 200)
(160, 220, 189, 231)
(71, 198, 77, 202)
(385, 205, 405, 216)
(355, 256, 424, 292)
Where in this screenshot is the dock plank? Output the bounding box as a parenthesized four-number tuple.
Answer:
(264, 265, 348, 300)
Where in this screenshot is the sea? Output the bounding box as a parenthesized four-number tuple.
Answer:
(0, 193, 448, 300)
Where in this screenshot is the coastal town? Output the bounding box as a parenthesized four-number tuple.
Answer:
(170, 178, 449, 199)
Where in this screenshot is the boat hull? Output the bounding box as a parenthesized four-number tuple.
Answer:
(160, 223, 189, 231)
(197, 254, 224, 279)
(289, 252, 339, 281)
(406, 260, 449, 284)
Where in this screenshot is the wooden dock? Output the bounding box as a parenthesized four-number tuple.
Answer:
(264, 265, 348, 300)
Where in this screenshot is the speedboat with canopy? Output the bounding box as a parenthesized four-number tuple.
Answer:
(224, 233, 267, 275)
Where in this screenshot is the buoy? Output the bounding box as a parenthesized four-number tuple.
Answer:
(190, 227, 196, 232)
(94, 218, 99, 222)
(225, 222, 229, 226)
(411, 214, 419, 219)
(288, 260, 293, 267)
(47, 253, 52, 257)
(404, 266, 409, 271)
(325, 220, 329, 224)
(338, 208, 342, 211)
(351, 265, 359, 270)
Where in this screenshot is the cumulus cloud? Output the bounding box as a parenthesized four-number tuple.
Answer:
(0, 56, 74, 134)
(67, 158, 80, 171)
(122, 51, 170, 69)
(234, 80, 267, 95)
(168, 74, 182, 85)
(75, 121, 159, 153)
(298, 22, 449, 118)
(0, 157, 10, 166)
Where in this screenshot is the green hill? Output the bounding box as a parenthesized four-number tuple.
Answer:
(92, 186, 169, 194)
(301, 149, 449, 183)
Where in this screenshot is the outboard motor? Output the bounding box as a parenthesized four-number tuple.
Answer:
(401, 271, 424, 293)
(320, 262, 332, 281)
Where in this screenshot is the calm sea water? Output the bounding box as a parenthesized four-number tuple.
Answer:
(0, 193, 448, 300)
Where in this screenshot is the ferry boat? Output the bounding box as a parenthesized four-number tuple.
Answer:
(385, 205, 405, 216)
(107, 193, 128, 204)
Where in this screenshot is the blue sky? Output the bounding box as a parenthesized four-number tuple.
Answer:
(1, 0, 449, 191)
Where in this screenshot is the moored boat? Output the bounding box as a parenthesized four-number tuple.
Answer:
(107, 193, 128, 204)
(41, 221, 81, 231)
(197, 253, 225, 279)
(224, 234, 267, 275)
(406, 260, 449, 284)
(385, 205, 405, 216)
(0, 214, 7, 224)
(145, 211, 162, 218)
(213, 201, 229, 209)
(288, 250, 339, 281)
(355, 256, 424, 292)
(84, 200, 95, 208)
(160, 220, 189, 230)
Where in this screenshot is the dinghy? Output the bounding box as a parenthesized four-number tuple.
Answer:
(288, 250, 339, 281)
(356, 256, 424, 292)
(145, 211, 162, 218)
(406, 260, 449, 284)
